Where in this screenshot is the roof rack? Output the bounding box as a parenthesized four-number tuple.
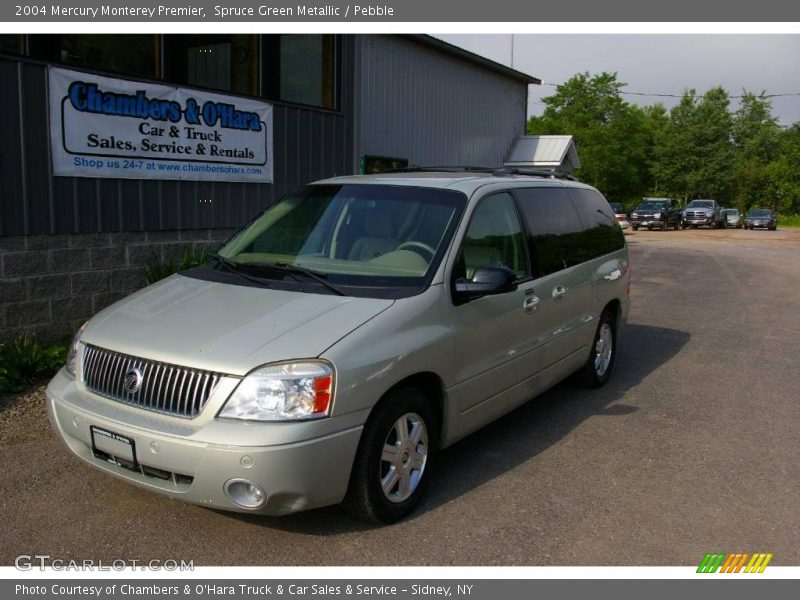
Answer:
(491, 167, 578, 181)
(385, 165, 578, 181)
(385, 166, 495, 174)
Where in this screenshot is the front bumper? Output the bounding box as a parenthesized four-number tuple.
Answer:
(683, 217, 715, 226)
(631, 218, 665, 228)
(46, 369, 364, 515)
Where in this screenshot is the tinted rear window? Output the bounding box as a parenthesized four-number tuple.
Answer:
(514, 186, 624, 278)
(568, 188, 625, 260)
(513, 187, 583, 276)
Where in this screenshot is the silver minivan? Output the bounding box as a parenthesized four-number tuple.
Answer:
(47, 171, 630, 523)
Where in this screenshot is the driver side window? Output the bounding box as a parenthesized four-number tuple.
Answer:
(457, 192, 527, 281)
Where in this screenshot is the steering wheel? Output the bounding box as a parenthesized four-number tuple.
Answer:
(396, 241, 436, 261)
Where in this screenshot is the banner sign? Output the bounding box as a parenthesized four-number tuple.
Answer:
(48, 66, 273, 182)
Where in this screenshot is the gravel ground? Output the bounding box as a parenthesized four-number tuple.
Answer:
(0, 383, 50, 447)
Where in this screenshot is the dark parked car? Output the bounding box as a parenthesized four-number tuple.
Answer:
(744, 208, 777, 230)
(630, 200, 681, 230)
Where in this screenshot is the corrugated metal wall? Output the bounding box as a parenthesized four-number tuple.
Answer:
(355, 35, 528, 169)
(0, 36, 355, 237)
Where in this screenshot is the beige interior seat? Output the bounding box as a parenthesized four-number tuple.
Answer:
(348, 213, 399, 260)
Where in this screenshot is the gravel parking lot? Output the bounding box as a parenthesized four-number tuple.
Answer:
(1, 228, 799, 566)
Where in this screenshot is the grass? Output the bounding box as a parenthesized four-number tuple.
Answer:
(144, 246, 213, 285)
(777, 214, 800, 228)
(0, 333, 68, 395)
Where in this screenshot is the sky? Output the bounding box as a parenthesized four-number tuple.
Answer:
(436, 35, 800, 125)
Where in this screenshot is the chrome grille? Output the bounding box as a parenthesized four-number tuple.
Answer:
(81, 345, 222, 419)
(685, 211, 709, 219)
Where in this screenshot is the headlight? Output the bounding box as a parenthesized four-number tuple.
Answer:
(219, 361, 334, 421)
(653, 212, 662, 219)
(631, 213, 638, 218)
(65, 322, 87, 376)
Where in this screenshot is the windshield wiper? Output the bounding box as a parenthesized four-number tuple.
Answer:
(210, 254, 275, 289)
(271, 262, 347, 296)
(211, 254, 347, 296)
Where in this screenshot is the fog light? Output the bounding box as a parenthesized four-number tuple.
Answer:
(224, 478, 267, 509)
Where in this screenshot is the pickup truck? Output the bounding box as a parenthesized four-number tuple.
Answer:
(682, 199, 724, 229)
(630, 198, 681, 230)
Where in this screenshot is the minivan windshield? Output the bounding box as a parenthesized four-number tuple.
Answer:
(214, 184, 465, 296)
(748, 209, 772, 216)
(636, 202, 661, 211)
(687, 200, 714, 208)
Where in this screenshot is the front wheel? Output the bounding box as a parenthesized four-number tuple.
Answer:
(342, 387, 438, 523)
(579, 309, 617, 387)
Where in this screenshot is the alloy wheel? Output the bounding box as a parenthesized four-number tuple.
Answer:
(594, 323, 614, 377)
(380, 412, 429, 503)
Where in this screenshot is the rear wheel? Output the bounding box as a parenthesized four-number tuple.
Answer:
(579, 309, 617, 387)
(342, 387, 438, 523)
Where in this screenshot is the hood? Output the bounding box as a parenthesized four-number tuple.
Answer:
(82, 275, 395, 376)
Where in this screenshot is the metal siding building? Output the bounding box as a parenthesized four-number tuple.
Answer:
(0, 34, 536, 341)
(355, 35, 532, 169)
(0, 37, 356, 237)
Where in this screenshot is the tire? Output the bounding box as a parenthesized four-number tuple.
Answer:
(579, 309, 617, 388)
(632, 225, 639, 231)
(342, 387, 438, 524)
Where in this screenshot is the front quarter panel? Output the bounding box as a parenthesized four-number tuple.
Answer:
(321, 285, 454, 418)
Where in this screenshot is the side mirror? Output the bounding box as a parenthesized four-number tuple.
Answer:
(454, 266, 518, 303)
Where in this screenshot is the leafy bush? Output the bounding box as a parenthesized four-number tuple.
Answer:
(0, 333, 68, 395)
(777, 214, 800, 228)
(144, 247, 213, 285)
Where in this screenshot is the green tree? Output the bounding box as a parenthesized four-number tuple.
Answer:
(651, 93, 696, 201)
(732, 91, 782, 211)
(765, 124, 800, 215)
(653, 87, 735, 202)
(639, 103, 670, 196)
(527, 72, 652, 205)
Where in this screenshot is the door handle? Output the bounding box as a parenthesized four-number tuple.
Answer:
(602, 269, 622, 282)
(523, 294, 540, 313)
(552, 285, 568, 300)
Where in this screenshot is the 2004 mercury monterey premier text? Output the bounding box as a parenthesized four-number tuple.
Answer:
(47, 170, 630, 523)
